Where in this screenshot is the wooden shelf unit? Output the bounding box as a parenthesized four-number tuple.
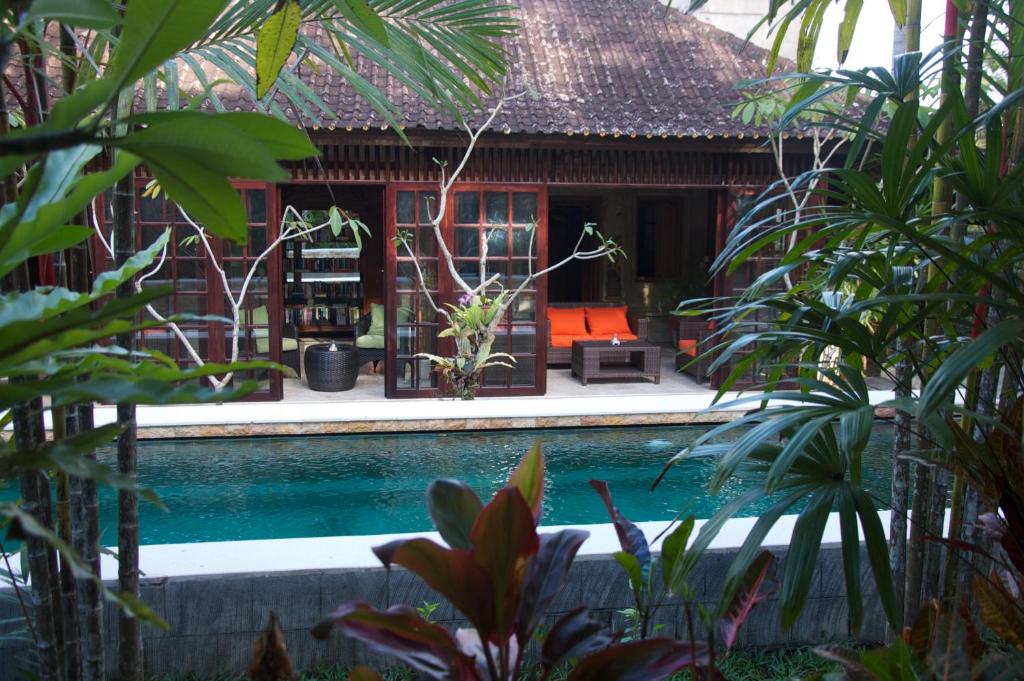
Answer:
(283, 231, 363, 337)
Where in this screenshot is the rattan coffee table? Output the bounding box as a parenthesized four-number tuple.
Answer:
(570, 340, 661, 385)
(304, 344, 359, 392)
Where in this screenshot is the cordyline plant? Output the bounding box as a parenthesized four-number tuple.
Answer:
(310, 443, 708, 680)
(306, 445, 777, 680)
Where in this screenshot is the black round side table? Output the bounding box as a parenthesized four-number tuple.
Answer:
(304, 344, 359, 392)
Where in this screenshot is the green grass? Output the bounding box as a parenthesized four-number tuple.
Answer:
(149, 646, 840, 681)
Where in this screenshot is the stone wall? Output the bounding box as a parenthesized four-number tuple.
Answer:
(0, 542, 884, 679)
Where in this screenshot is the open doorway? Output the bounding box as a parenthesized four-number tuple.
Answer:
(276, 183, 386, 397)
(548, 196, 603, 302)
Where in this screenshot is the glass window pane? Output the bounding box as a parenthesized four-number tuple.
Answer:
(483, 365, 507, 387)
(247, 190, 267, 224)
(512, 193, 538, 224)
(456, 192, 480, 224)
(456, 260, 481, 289)
(484, 192, 508, 225)
(396, 191, 415, 224)
(397, 329, 415, 356)
(140, 194, 163, 222)
(510, 326, 537, 354)
(250, 226, 267, 253)
(418, 227, 437, 257)
(455, 228, 479, 257)
(511, 358, 535, 386)
(485, 227, 508, 257)
(512, 228, 534, 257)
(141, 225, 167, 249)
(511, 293, 535, 321)
(176, 259, 205, 290)
(418, 192, 439, 225)
(511, 260, 531, 289)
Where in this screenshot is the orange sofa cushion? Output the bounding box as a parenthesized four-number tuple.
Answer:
(547, 307, 587, 336)
(677, 339, 698, 356)
(550, 334, 579, 348)
(585, 306, 631, 336)
(589, 333, 638, 343)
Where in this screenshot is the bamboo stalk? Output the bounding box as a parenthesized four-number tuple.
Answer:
(113, 80, 143, 680)
(888, 342, 912, 638)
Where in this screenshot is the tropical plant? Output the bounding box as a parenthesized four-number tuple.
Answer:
(660, 0, 1024, 668)
(311, 443, 715, 681)
(590, 480, 775, 671)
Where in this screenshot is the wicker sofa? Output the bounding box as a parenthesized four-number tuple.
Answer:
(546, 302, 648, 365)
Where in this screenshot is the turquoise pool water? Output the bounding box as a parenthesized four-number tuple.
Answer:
(1, 424, 894, 545)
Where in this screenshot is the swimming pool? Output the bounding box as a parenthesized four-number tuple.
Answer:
(1, 424, 894, 545)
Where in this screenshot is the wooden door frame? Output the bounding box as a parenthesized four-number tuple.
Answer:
(384, 182, 548, 398)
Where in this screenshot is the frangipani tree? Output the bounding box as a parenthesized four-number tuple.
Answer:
(394, 95, 624, 399)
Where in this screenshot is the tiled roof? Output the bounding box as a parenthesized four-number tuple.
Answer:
(193, 0, 777, 138)
(7, 0, 779, 139)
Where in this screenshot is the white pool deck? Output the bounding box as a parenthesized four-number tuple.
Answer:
(5, 510, 895, 583)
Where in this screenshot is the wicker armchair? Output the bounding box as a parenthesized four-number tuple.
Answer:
(546, 302, 648, 365)
(671, 314, 713, 383)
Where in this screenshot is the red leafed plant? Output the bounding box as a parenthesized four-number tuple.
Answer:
(310, 442, 709, 680)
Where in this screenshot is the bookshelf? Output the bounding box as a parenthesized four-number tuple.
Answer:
(284, 229, 363, 338)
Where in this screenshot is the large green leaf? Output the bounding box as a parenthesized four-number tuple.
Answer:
(255, 1, 302, 98)
(919, 320, 1024, 417)
(426, 479, 482, 550)
(22, 0, 119, 28)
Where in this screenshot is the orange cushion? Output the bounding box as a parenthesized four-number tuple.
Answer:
(585, 306, 631, 335)
(677, 339, 698, 356)
(550, 334, 580, 348)
(547, 307, 587, 336)
(589, 333, 638, 342)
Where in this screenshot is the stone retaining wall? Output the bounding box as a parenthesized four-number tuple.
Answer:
(0, 542, 884, 679)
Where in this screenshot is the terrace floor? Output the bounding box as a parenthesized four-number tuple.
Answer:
(79, 344, 896, 439)
(282, 344, 705, 403)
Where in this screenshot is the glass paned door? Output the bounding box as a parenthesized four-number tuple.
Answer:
(131, 180, 281, 399)
(710, 189, 787, 389)
(453, 187, 545, 395)
(386, 183, 547, 398)
(388, 186, 442, 396)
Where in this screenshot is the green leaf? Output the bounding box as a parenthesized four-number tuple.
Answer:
(888, 0, 907, 26)
(256, 1, 302, 99)
(22, 0, 119, 28)
(108, 0, 229, 85)
(426, 479, 482, 550)
(329, 206, 343, 237)
(780, 489, 833, 629)
(919, 320, 1024, 418)
(660, 516, 694, 594)
(508, 440, 545, 521)
(335, 0, 391, 46)
(127, 111, 317, 161)
(836, 0, 863, 64)
(613, 551, 645, 594)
